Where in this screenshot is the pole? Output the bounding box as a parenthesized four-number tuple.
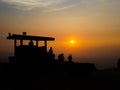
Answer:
(14, 39, 17, 56)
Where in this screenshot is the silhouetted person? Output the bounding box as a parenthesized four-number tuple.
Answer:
(61, 53, 64, 62)
(58, 53, 64, 63)
(48, 47, 55, 61)
(58, 54, 61, 61)
(117, 58, 120, 70)
(29, 40, 34, 46)
(49, 47, 53, 54)
(68, 54, 73, 63)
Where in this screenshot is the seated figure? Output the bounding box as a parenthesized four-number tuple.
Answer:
(29, 40, 34, 46)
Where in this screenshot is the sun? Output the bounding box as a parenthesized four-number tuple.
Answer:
(70, 40, 75, 44)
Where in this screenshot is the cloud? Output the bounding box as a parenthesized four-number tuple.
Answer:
(1, 0, 79, 12)
(1, 0, 120, 12)
(44, 4, 77, 12)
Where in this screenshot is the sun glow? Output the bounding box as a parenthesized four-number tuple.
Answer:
(70, 40, 75, 44)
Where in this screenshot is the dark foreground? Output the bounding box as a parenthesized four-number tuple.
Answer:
(0, 63, 120, 90)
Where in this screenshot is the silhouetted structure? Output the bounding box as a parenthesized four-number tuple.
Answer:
(7, 32, 96, 75)
(7, 32, 55, 65)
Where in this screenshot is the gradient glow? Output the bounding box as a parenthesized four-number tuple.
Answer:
(70, 40, 75, 44)
(0, 0, 120, 69)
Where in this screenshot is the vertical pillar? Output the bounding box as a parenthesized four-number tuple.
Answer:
(14, 39, 17, 56)
(20, 39, 23, 46)
(36, 40, 38, 47)
(44, 40, 47, 52)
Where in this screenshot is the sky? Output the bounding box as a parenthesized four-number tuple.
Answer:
(0, 0, 120, 69)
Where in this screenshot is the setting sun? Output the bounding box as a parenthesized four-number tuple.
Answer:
(70, 40, 75, 44)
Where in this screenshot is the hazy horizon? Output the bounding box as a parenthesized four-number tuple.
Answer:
(0, 52, 119, 69)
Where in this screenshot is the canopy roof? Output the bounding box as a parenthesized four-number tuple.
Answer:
(7, 34, 55, 41)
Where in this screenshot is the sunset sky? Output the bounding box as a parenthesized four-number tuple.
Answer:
(0, 0, 120, 69)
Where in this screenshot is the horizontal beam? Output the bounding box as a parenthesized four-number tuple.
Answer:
(7, 34, 55, 41)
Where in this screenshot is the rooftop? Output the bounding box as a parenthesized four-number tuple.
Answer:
(7, 32, 55, 41)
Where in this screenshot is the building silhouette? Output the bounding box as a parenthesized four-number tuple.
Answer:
(7, 32, 55, 65)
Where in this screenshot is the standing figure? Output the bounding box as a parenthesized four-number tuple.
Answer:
(68, 54, 73, 63)
(48, 47, 55, 61)
(58, 53, 64, 63)
(58, 54, 61, 61)
(49, 47, 53, 54)
(61, 53, 64, 62)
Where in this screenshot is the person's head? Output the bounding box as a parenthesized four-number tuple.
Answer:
(29, 40, 33, 46)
